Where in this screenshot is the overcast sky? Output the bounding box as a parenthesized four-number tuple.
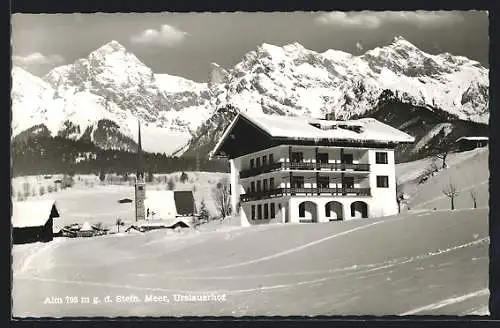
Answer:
(12, 11, 489, 82)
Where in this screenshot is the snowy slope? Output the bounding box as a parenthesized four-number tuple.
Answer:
(11, 67, 55, 135)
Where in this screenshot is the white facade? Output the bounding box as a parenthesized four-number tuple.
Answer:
(229, 144, 398, 226)
(212, 112, 414, 226)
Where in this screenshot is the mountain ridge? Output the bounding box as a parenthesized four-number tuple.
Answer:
(12, 36, 489, 157)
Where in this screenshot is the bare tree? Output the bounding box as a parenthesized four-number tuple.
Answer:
(470, 190, 478, 209)
(442, 181, 460, 210)
(167, 177, 176, 190)
(212, 177, 231, 220)
(418, 160, 439, 184)
(432, 134, 454, 170)
(115, 218, 124, 232)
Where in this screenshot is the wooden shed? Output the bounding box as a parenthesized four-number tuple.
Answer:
(12, 200, 60, 244)
(456, 136, 488, 151)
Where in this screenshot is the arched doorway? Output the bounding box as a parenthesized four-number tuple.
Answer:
(350, 201, 368, 218)
(298, 201, 318, 223)
(325, 201, 343, 221)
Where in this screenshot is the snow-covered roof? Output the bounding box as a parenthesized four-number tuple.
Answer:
(145, 190, 178, 220)
(247, 113, 415, 142)
(456, 136, 489, 142)
(212, 112, 415, 157)
(12, 200, 59, 228)
(80, 221, 93, 232)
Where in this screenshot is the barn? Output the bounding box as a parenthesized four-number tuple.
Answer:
(12, 200, 60, 244)
(456, 136, 488, 151)
(140, 190, 197, 228)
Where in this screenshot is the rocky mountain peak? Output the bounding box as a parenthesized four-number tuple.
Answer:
(283, 42, 306, 53)
(208, 62, 230, 87)
(390, 35, 417, 48)
(93, 40, 128, 55)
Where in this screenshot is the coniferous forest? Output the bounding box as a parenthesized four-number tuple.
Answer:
(11, 134, 230, 177)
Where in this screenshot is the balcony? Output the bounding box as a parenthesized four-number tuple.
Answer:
(240, 187, 371, 202)
(239, 162, 370, 179)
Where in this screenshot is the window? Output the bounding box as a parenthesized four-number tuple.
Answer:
(263, 179, 268, 191)
(250, 159, 255, 169)
(269, 154, 274, 163)
(376, 152, 388, 164)
(256, 157, 261, 168)
(291, 152, 304, 163)
(251, 205, 256, 220)
(343, 177, 354, 189)
(291, 176, 305, 188)
(257, 204, 263, 220)
(317, 176, 329, 188)
(317, 153, 329, 164)
(256, 181, 262, 192)
(264, 203, 269, 219)
(269, 177, 275, 190)
(251, 181, 255, 192)
(270, 203, 276, 218)
(299, 202, 305, 217)
(341, 154, 353, 164)
(262, 155, 267, 166)
(376, 175, 389, 188)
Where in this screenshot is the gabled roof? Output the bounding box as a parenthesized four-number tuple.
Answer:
(80, 221, 93, 231)
(144, 190, 196, 219)
(145, 190, 177, 219)
(12, 200, 59, 228)
(211, 112, 415, 157)
(456, 136, 489, 142)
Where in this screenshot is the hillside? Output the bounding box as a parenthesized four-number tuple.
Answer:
(396, 147, 489, 210)
(363, 91, 488, 162)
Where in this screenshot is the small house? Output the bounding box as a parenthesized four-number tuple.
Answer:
(77, 221, 95, 237)
(456, 136, 488, 151)
(12, 200, 60, 244)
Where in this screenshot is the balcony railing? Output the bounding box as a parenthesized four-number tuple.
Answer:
(240, 187, 371, 202)
(239, 162, 370, 179)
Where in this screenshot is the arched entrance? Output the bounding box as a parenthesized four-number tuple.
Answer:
(325, 201, 343, 221)
(298, 201, 318, 223)
(350, 201, 368, 218)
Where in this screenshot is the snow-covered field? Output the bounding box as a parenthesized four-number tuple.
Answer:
(12, 208, 488, 317)
(12, 172, 229, 230)
(11, 150, 490, 317)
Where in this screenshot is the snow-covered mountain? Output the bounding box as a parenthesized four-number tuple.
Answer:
(11, 36, 488, 156)
(205, 36, 488, 123)
(12, 40, 213, 153)
(181, 36, 489, 157)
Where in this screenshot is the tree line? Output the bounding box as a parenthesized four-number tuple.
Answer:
(11, 135, 230, 177)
